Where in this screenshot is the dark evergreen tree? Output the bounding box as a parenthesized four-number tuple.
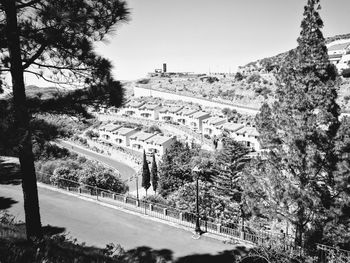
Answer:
(150, 153, 158, 194)
(141, 150, 151, 196)
(158, 140, 197, 197)
(213, 137, 249, 203)
(0, 0, 129, 239)
(242, 0, 340, 247)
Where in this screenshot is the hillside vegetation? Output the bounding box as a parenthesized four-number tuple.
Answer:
(133, 33, 350, 112)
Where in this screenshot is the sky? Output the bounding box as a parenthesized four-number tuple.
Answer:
(23, 0, 350, 85)
(92, 0, 350, 81)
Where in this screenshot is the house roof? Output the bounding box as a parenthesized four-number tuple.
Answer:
(145, 135, 173, 145)
(236, 126, 259, 137)
(191, 111, 210, 119)
(113, 127, 137, 136)
(203, 116, 226, 126)
(130, 131, 155, 141)
(179, 108, 198, 116)
(99, 123, 121, 132)
(329, 54, 343, 59)
(139, 103, 161, 110)
(328, 42, 350, 52)
(221, 122, 244, 132)
(126, 101, 146, 108)
(159, 106, 183, 114)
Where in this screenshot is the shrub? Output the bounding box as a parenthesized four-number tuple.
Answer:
(234, 72, 244, 81)
(342, 68, 350, 78)
(137, 78, 150, 84)
(247, 73, 261, 84)
(50, 166, 79, 188)
(85, 130, 99, 139)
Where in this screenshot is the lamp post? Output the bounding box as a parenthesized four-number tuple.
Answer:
(135, 172, 139, 201)
(192, 165, 202, 234)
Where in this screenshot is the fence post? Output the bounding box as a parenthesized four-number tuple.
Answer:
(163, 208, 167, 216)
(136, 200, 139, 207)
(179, 212, 183, 221)
(240, 226, 245, 240)
(217, 224, 221, 233)
(149, 204, 153, 211)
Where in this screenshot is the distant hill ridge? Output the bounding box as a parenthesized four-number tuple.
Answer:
(239, 33, 350, 73)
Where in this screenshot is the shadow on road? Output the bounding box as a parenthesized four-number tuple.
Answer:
(0, 196, 18, 210)
(175, 246, 249, 263)
(119, 245, 250, 263)
(0, 157, 22, 185)
(42, 224, 66, 237)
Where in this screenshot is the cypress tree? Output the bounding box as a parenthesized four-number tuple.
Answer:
(243, 0, 340, 247)
(141, 150, 151, 196)
(151, 153, 158, 194)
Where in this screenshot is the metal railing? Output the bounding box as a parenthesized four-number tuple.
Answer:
(317, 244, 350, 263)
(38, 174, 297, 249)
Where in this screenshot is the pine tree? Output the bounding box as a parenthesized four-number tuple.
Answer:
(213, 137, 249, 203)
(243, 0, 340, 247)
(158, 140, 196, 197)
(141, 150, 151, 196)
(151, 153, 158, 194)
(0, 0, 129, 239)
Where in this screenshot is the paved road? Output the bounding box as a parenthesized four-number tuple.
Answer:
(57, 140, 139, 191)
(1, 184, 234, 259)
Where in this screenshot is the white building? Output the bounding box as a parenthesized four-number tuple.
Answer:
(337, 54, 350, 72)
(220, 122, 245, 136)
(98, 123, 121, 141)
(158, 106, 184, 122)
(327, 41, 350, 68)
(202, 116, 227, 137)
(112, 127, 138, 147)
(129, 131, 156, 152)
(233, 126, 260, 151)
(187, 111, 211, 132)
(138, 103, 162, 120)
(174, 108, 199, 125)
(144, 135, 175, 156)
(119, 101, 146, 117)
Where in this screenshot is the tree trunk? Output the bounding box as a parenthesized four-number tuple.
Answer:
(4, 0, 42, 239)
(295, 204, 305, 247)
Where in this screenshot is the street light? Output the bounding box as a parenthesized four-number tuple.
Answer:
(192, 165, 202, 234)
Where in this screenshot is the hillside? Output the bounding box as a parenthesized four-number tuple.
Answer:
(132, 33, 350, 113)
(239, 33, 350, 74)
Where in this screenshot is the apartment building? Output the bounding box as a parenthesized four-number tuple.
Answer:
(144, 134, 175, 156)
(202, 116, 227, 137)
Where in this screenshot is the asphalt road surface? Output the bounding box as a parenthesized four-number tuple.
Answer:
(57, 140, 139, 191)
(1, 184, 236, 259)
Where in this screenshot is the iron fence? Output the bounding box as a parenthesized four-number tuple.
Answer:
(37, 174, 297, 249)
(317, 243, 350, 263)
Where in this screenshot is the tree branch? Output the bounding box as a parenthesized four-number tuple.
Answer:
(24, 69, 82, 88)
(32, 62, 90, 71)
(16, 0, 41, 9)
(22, 45, 46, 69)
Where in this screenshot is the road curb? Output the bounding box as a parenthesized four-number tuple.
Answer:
(37, 182, 249, 247)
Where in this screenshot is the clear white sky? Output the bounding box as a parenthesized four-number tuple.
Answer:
(93, 0, 350, 81)
(22, 0, 350, 85)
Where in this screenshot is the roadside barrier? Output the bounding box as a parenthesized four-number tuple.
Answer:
(37, 174, 297, 250)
